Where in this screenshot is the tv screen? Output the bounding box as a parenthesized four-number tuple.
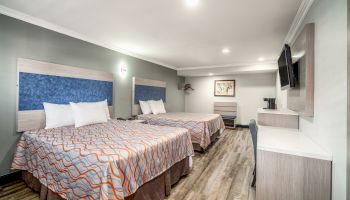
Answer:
(278, 44, 295, 90)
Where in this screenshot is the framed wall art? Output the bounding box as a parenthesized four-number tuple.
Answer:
(214, 80, 235, 97)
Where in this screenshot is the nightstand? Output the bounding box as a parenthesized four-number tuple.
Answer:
(222, 115, 236, 129)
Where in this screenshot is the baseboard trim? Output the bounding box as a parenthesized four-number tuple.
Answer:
(0, 171, 21, 186)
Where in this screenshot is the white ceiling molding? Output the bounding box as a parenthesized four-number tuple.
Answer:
(177, 0, 313, 77)
(177, 63, 278, 77)
(177, 61, 277, 71)
(284, 0, 314, 44)
(0, 5, 178, 70)
(177, 0, 311, 72)
(177, 0, 312, 72)
(0, 0, 305, 72)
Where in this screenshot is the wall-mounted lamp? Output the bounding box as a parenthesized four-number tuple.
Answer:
(119, 64, 127, 77)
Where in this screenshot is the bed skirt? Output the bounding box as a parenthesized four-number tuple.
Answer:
(22, 157, 190, 200)
(193, 130, 221, 152)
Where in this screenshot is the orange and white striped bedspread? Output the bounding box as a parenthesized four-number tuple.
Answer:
(11, 120, 194, 200)
(137, 112, 225, 149)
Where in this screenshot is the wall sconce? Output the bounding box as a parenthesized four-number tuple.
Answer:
(119, 64, 127, 77)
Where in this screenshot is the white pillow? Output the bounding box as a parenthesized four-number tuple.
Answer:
(149, 99, 166, 115)
(43, 102, 75, 129)
(97, 99, 111, 120)
(70, 102, 108, 128)
(139, 100, 152, 114)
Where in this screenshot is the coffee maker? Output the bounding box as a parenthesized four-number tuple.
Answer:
(263, 98, 276, 110)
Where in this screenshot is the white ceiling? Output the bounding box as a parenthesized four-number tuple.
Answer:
(0, 0, 302, 70)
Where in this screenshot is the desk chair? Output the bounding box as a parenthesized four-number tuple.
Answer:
(249, 119, 258, 187)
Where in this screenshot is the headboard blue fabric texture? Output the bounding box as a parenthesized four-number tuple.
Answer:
(134, 85, 166, 104)
(19, 72, 113, 111)
(17, 58, 114, 132)
(132, 77, 166, 115)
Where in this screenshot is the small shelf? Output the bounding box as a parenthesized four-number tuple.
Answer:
(222, 115, 236, 129)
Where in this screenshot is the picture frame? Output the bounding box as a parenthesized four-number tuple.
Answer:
(214, 80, 235, 97)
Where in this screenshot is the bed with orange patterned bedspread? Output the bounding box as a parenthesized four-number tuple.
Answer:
(137, 112, 225, 151)
(12, 120, 194, 200)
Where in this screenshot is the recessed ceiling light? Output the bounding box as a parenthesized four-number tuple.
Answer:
(209, 73, 213, 76)
(185, 0, 199, 8)
(222, 48, 230, 54)
(258, 57, 265, 61)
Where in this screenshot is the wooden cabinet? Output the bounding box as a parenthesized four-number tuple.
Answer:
(256, 126, 332, 200)
(257, 150, 331, 200)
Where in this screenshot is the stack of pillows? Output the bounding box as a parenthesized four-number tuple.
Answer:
(139, 99, 166, 115)
(43, 100, 110, 129)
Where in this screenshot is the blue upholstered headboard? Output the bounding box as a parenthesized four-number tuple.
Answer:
(132, 77, 166, 115)
(17, 58, 114, 132)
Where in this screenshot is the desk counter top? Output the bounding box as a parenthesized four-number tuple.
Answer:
(257, 108, 299, 116)
(257, 126, 332, 161)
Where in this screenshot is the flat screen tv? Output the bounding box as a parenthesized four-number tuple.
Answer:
(278, 44, 296, 90)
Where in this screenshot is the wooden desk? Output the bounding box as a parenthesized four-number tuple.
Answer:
(256, 126, 332, 200)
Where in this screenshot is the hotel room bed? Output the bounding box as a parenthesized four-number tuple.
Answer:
(137, 112, 225, 151)
(13, 59, 194, 200)
(132, 77, 225, 151)
(12, 120, 194, 200)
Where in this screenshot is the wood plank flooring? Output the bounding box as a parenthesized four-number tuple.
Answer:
(0, 128, 255, 200)
(0, 180, 39, 200)
(166, 128, 255, 200)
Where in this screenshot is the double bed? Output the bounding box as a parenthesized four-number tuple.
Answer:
(12, 120, 193, 200)
(132, 77, 225, 151)
(137, 112, 224, 151)
(12, 58, 194, 200)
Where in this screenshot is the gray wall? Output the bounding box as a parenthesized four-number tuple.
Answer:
(0, 14, 185, 176)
